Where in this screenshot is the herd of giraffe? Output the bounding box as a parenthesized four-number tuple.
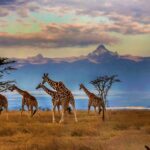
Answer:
(0, 73, 105, 123)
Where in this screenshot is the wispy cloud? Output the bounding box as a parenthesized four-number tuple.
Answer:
(0, 23, 119, 48)
(0, 0, 149, 30)
(0, 8, 9, 17)
(0, 19, 149, 49)
(0, 0, 39, 17)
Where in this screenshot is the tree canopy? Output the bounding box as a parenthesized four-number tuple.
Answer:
(0, 57, 16, 92)
(90, 75, 121, 106)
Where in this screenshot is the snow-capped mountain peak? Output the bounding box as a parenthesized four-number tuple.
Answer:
(92, 44, 109, 56)
(87, 44, 119, 63)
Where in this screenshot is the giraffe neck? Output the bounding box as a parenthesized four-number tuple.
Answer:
(14, 87, 25, 96)
(81, 85, 92, 97)
(40, 84, 56, 97)
(46, 78, 59, 90)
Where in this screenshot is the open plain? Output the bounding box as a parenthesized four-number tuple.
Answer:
(0, 110, 150, 150)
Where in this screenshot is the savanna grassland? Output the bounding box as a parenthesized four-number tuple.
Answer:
(0, 110, 150, 150)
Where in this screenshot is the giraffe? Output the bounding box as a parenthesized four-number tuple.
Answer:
(42, 73, 69, 93)
(79, 83, 105, 121)
(0, 94, 8, 120)
(42, 73, 78, 123)
(36, 83, 73, 123)
(9, 85, 38, 117)
(36, 83, 61, 116)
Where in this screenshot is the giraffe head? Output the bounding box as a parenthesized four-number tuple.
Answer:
(79, 84, 84, 90)
(9, 84, 17, 92)
(42, 73, 49, 84)
(36, 83, 43, 90)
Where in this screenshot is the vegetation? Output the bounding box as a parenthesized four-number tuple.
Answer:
(0, 110, 150, 150)
(90, 75, 120, 106)
(0, 57, 16, 92)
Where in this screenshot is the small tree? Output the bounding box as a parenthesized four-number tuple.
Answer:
(0, 57, 16, 92)
(90, 75, 120, 107)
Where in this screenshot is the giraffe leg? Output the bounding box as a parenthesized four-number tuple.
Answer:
(30, 106, 33, 117)
(59, 108, 65, 124)
(72, 104, 78, 122)
(88, 105, 91, 115)
(21, 98, 25, 116)
(102, 106, 105, 121)
(52, 105, 56, 123)
(70, 101, 78, 122)
(32, 103, 38, 117)
(94, 106, 97, 114)
(52, 99, 57, 115)
(98, 106, 102, 114)
(21, 104, 25, 116)
(27, 105, 30, 118)
(57, 105, 60, 115)
(34, 105, 40, 117)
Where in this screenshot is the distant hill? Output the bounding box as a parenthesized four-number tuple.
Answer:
(8, 45, 150, 94)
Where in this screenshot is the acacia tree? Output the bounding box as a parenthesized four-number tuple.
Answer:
(90, 75, 120, 107)
(0, 57, 16, 92)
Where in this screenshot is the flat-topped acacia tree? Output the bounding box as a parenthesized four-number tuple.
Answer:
(90, 75, 121, 107)
(0, 57, 16, 92)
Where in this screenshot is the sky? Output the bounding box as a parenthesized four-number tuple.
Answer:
(0, 0, 150, 58)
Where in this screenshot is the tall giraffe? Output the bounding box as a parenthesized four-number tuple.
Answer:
(0, 94, 8, 120)
(36, 83, 73, 123)
(79, 84, 105, 121)
(36, 83, 60, 117)
(42, 73, 78, 123)
(10, 85, 38, 117)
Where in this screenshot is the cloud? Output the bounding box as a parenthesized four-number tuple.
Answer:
(34, 0, 150, 23)
(102, 14, 150, 34)
(0, 8, 9, 17)
(36, 0, 149, 34)
(0, 20, 149, 49)
(1, 0, 149, 23)
(0, 0, 39, 17)
(0, 0, 149, 35)
(0, 23, 119, 48)
(40, 0, 150, 34)
(43, 24, 119, 47)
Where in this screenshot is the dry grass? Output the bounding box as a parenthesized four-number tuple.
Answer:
(0, 110, 150, 150)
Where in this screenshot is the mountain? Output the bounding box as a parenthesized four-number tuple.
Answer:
(7, 44, 150, 94)
(15, 44, 145, 65)
(88, 44, 117, 56)
(87, 44, 119, 63)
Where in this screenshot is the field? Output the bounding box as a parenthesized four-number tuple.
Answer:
(0, 110, 150, 150)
